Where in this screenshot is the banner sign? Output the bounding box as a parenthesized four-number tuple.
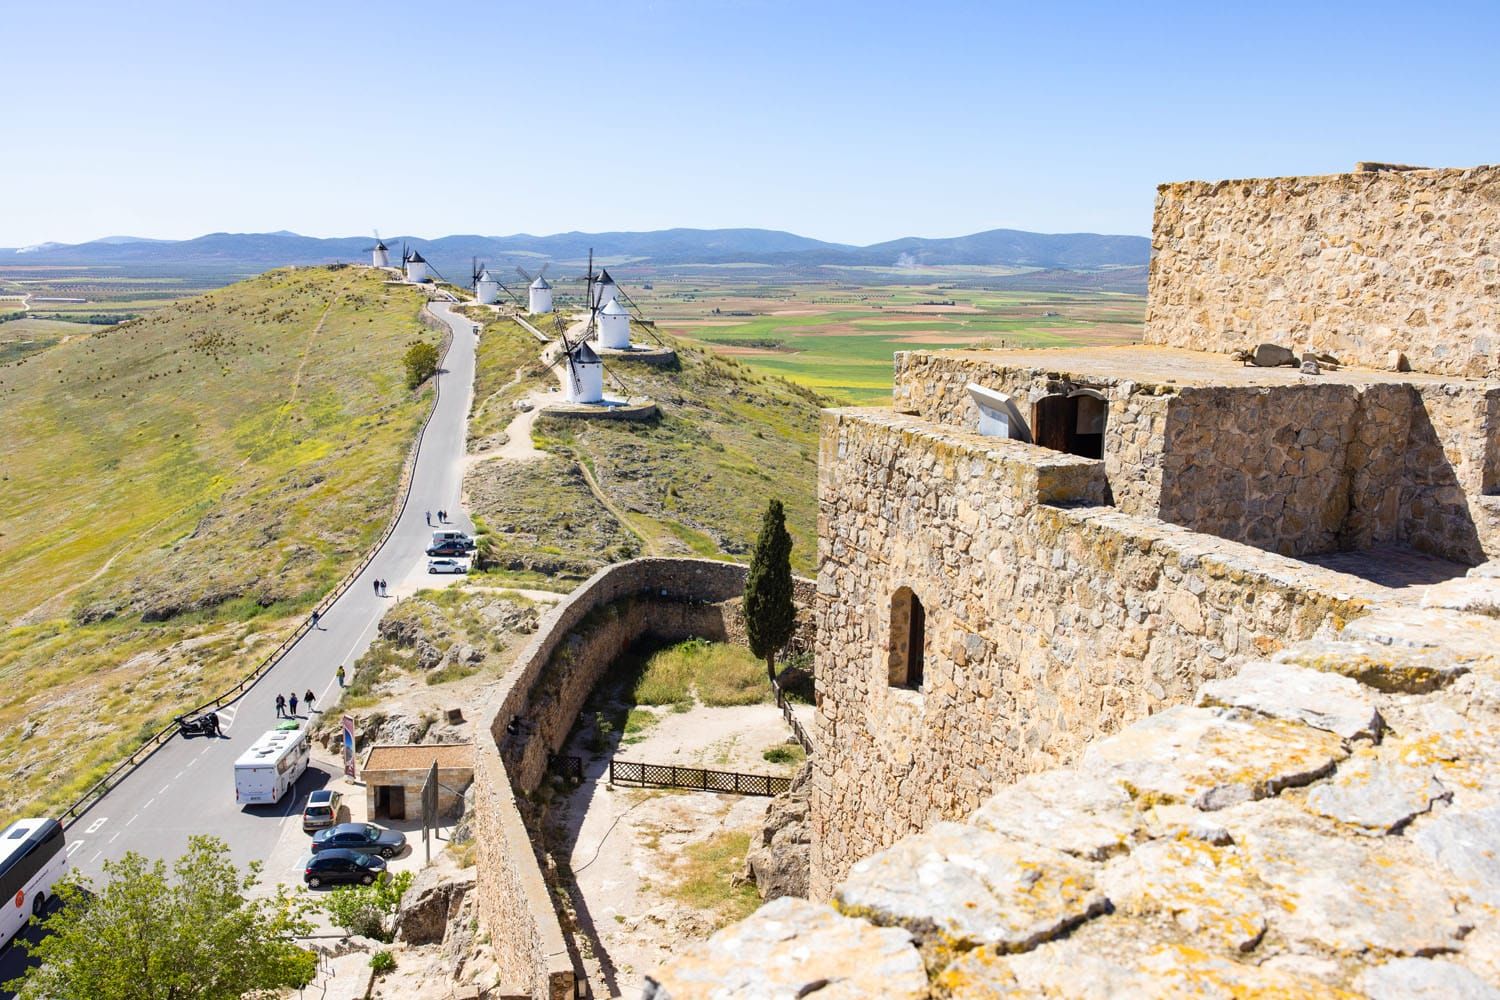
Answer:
(341, 715, 357, 779)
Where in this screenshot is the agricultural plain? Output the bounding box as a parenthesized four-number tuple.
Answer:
(0, 266, 437, 817)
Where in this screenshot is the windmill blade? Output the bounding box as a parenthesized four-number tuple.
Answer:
(538, 263, 549, 279)
(516, 265, 536, 284)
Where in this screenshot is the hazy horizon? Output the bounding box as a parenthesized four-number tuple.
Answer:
(4, 0, 1497, 247)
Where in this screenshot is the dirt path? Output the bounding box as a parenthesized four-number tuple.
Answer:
(576, 457, 662, 557)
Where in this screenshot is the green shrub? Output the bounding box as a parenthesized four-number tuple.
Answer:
(370, 950, 396, 974)
(320, 870, 413, 942)
(763, 743, 806, 766)
(402, 340, 439, 389)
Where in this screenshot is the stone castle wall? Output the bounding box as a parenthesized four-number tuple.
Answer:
(470, 558, 814, 998)
(1145, 165, 1500, 377)
(811, 409, 1377, 897)
(895, 350, 1500, 564)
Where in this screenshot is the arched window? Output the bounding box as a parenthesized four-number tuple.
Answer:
(888, 587, 925, 690)
(1032, 388, 1107, 459)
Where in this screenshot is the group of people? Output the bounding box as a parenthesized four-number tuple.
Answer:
(425, 509, 451, 525)
(372, 577, 389, 596)
(275, 689, 317, 719)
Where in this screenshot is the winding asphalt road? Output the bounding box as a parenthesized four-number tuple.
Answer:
(55, 295, 479, 881)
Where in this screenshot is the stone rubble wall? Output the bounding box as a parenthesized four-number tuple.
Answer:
(470, 558, 814, 999)
(1145, 165, 1500, 378)
(811, 409, 1380, 898)
(649, 574, 1500, 998)
(897, 351, 1500, 563)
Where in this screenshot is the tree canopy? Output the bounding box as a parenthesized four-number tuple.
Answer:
(402, 339, 440, 389)
(7, 836, 314, 1000)
(745, 498, 796, 682)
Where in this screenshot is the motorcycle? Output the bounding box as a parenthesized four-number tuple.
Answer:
(177, 712, 220, 738)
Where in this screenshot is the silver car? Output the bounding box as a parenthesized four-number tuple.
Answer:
(427, 557, 467, 575)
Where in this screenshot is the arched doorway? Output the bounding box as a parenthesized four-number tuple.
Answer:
(1032, 389, 1107, 459)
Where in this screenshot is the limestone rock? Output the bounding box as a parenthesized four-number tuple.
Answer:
(1344, 606, 1500, 665)
(1409, 804, 1500, 907)
(1228, 800, 1471, 955)
(1196, 659, 1382, 740)
(1274, 636, 1472, 694)
(745, 765, 811, 900)
(1358, 958, 1500, 999)
(1080, 706, 1347, 811)
(1251, 343, 1298, 367)
(1141, 803, 1231, 845)
(1421, 576, 1500, 617)
(969, 769, 1140, 861)
(834, 823, 1108, 953)
(646, 897, 927, 1000)
(393, 863, 476, 945)
(1305, 747, 1449, 833)
(934, 916, 1355, 999)
(1097, 836, 1268, 952)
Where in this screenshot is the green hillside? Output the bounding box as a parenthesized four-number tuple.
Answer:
(463, 315, 821, 581)
(0, 266, 436, 816)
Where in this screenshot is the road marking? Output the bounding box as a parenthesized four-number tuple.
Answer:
(125, 815, 137, 827)
(160, 785, 170, 795)
(143, 798, 154, 810)
(89, 851, 101, 863)
(175, 771, 183, 779)
(185, 757, 197, 768)
(108, 832, 120, 843)
(85, 817, 108, 834)
(65, 841, 83, 857)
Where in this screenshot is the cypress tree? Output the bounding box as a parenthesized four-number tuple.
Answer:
(745, 499, 795, 684)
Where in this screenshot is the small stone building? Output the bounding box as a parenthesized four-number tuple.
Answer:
(361, 743, 474, 821)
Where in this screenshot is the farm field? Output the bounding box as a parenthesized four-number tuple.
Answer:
(0, 266, 437, 818)
(628, 266, 1146, 404)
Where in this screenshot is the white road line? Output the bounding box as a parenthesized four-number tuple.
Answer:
(174, 771, 183, 779)
(65, 841, 83, 857)
(85, 817, 108, 834)
(185, 757, 197, 768)
(89, 851, 101, 863)
(108, 832, 120, 843)
(125, 815, 137, 827)
(143, 798, 154, 810)
(160, 785, 169, 795)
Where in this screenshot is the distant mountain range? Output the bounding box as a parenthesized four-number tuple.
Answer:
(1, 227, 1150, 281)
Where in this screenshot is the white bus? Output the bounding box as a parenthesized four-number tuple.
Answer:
(1, 818, 67, 949)
(234, 728, 310, 806)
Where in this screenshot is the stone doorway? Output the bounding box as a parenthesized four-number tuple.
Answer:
(1033, 390, 1106, 460)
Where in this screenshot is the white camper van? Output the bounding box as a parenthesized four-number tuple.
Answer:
(234, 728, 310, 805)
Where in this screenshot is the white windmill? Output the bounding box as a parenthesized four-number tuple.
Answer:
(517, 265, 553, 315)
(471, 258, 506, 305)
(403, 245, 430, 283)
(591, 267, 619, 310)
(368, 230, 390, 268)
(597, 298, 631, 349)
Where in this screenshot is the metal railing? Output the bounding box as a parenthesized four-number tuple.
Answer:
(609, 759, 791, 797)
(57, 302, 457, 829)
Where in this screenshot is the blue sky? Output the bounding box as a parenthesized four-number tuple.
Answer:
(4, 0, 1498, 246)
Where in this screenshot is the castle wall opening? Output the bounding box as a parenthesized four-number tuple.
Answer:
(887, 587, 925, 690)
(1033, 389, 1107, 460)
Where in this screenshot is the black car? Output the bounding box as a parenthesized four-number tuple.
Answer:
(425, 541, 468, 557)
(310, 822, 407, 858)
(302, 849, 386, 888)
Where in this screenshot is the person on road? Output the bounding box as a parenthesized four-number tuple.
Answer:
(289, 692, 299, 716)
(310, 610, 321, 630)
(275, 693, 286, 717)
(207, 712, 221, 737)
(426, 511, 432, 525)
(336, 664, 347, 687)
(381, 578, 388, 596)
(372, 578, 380, 595)
(305, 689, 316, 712)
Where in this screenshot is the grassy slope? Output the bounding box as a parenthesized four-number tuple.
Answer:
(536, 342, 820, 573)
(0, 266, 436, 817)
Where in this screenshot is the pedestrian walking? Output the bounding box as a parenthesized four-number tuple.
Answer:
(275, 693, 286, 717)
(336, 664, 347, 687)
(426, 511, 431, 525)
(289, 692, 299, 716)
(310, 610, 321, 630)
(305, 689, 316, 712)
(380, 578, 388, 596)
(373, 578, 380, 595)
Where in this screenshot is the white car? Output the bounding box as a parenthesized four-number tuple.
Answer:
(427, 558, 467, 575)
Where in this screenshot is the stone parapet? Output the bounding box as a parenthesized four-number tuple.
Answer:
(1145, 164, 1500, 378)
(652, 580, 1500, 997)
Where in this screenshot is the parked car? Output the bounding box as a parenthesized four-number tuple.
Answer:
(425, 540, 469, 557)
(310, 822, 407, 858)
(427, 557, 467, 575)
(302, 849, 386, 888)
(301, 789, 343, 832)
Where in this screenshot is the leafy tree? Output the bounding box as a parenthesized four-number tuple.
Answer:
(6, 836, 314, 1000)
(402, 340, 440, 389)
(744, 498, 796, 683)
(321, 869, 414, 941)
